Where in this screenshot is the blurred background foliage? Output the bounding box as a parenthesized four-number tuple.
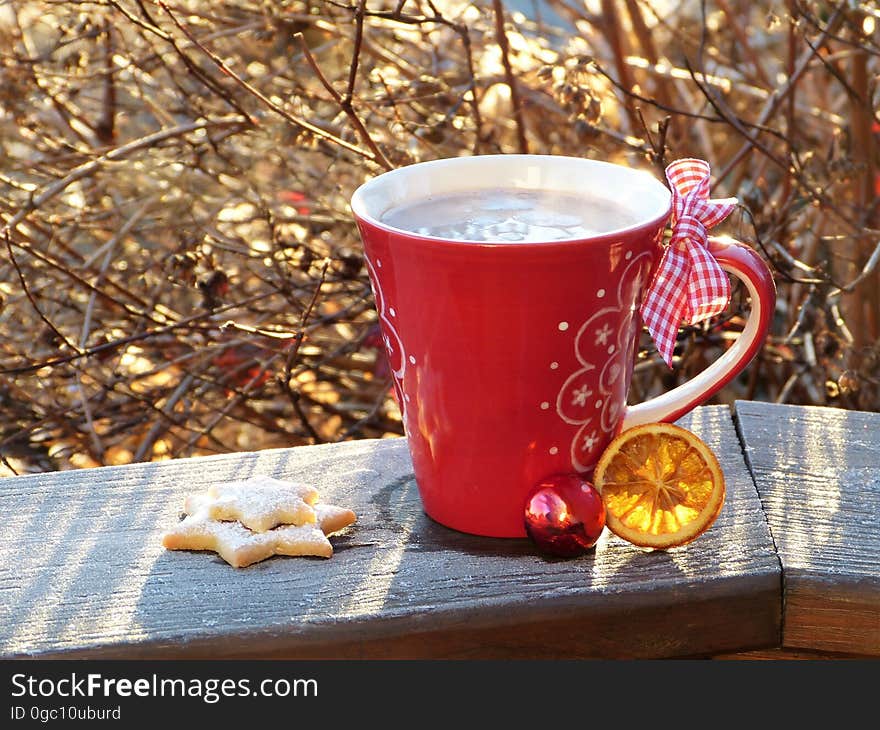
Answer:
(0, 0, 877, 475)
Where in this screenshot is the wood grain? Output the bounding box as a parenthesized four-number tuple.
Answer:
(0, 406, 779, 659)
(735, 400, 880, 655)
(713, 648, 871, 660)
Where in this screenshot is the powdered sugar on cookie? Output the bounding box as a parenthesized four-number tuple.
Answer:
(163, 477, 356, 568)
(197, 475, 319, 532)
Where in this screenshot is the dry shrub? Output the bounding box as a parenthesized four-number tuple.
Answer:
(0, 0, 877, 474)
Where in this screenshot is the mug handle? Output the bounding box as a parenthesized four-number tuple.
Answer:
(622, 235, 776, 429)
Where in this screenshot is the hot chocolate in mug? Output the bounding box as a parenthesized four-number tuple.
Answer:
(351, 155, 774, 538)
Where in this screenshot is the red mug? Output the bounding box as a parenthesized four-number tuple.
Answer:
(351, 155, 774, 537)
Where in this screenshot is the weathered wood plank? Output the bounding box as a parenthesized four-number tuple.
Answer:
(0, 406, 779, 659)
(735, 400, 880, 655)
(713, 648, 871, 660)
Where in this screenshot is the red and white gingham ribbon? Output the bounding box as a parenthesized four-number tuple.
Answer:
(640, 159, 738, 366)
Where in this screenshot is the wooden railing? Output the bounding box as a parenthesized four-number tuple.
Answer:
(1, 401, 876, 659)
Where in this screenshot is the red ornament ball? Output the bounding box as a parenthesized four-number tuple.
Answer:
(524, 474, 606, 557)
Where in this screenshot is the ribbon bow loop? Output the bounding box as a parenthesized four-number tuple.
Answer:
(640, 159, 738, 366)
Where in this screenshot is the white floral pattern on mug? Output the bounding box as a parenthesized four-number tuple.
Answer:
(557, 251, 652, 472)
(365, 255, 410, 428)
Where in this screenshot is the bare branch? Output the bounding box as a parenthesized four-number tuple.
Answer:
(491, 0, 528, 153)
(296, 34, 393, 170)
(157, 1, 384, 166)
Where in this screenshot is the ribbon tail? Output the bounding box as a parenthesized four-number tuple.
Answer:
(685, 241, 731, 324)
(640, 246, 691, 367)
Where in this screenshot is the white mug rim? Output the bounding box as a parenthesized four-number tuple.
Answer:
(350, 154, 672, 246)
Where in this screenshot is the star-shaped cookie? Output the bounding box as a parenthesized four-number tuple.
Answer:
(163, 496, 356, 568)
(186, 475, 320, 532)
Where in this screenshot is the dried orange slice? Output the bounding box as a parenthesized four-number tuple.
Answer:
(593, 422, 725, 549)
